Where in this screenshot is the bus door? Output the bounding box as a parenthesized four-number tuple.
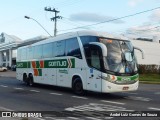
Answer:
(85, 45, 102, 92)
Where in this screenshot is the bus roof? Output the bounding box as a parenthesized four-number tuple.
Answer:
(19, 30, 130, 49)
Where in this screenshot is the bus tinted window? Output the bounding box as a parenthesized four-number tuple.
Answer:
(56, 40, 65, 57)
(80, 36, 99, 46)
(27, 47, 33, 59)
(43, 43, 53, 58)
(17, 49, 21, 60)
(34, 45, 42, 59)
(21, 48, 27, 60)
(66, 38, 82, 59)
(52, 42, 56, 57)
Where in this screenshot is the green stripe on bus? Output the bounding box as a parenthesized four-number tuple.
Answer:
(38, 69, 42, 76)
(16, 58, 75, 68)
(16, 62, 28, 68)
(117, 74, 139, 81)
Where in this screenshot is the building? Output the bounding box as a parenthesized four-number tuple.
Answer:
(0, 32, 48, 68)
(0, 32, 159, 68)
(131, 39, 160, 65)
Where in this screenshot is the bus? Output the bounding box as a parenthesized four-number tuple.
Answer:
(16, 31, 144, 95)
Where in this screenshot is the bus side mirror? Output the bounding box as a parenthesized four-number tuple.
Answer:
(134, 46, 145, 59)
(89, 42, 107, 57)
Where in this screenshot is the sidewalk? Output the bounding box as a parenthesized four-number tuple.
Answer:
(0, 70, 16, 78)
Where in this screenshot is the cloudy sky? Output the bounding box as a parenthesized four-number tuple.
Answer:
(0, 0, 160, 40)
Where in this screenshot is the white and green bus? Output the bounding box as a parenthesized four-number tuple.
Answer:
(16, 31, 144, 94)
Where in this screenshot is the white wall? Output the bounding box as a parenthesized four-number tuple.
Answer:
(131, 40, 160, 65)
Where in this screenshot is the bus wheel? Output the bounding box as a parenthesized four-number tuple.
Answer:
(28, 74, 34, 86)
(73, 78, 84, 95)
(23, 74, 28, 85)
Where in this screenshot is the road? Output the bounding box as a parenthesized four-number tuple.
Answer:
(0, 77, 160, 120)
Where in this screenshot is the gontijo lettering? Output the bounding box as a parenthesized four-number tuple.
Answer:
(49, 61, 67, 67)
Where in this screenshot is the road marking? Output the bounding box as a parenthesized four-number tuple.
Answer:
(66, 103, 128, 111)
(0, 85, 8, 88)
(125, 96, 151, 102)
(101, 100, 125, 105)
(30, 90, 40, 93)
(71, 96, 88, 99)
(0, 106, 13, 111)
(14, 87, 24, 90)
(67, 117, 79, 120)
(148, 107, 160, 111)
(45, 117, 57, 120)
(86, 117, 102, 120)
(104, 117, 114, 119)
(50, 92, 62, 96)
(33, 118, 46, 120)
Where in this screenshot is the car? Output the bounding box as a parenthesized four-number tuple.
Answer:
(0, 66, 7, 72)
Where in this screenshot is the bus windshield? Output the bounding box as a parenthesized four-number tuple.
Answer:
(99, 38, 138, 75)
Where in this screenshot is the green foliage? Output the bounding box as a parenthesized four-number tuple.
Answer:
(139, 74, 160, 83)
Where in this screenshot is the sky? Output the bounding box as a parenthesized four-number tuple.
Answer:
(0, 0, 160, 40)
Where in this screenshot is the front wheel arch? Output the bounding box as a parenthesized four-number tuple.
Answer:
(72, 76, 85, 95)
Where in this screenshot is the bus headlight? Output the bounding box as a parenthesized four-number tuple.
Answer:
(102, 75, 117, 83)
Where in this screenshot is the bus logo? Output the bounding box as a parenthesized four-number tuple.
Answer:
(122, 78, 131, 81)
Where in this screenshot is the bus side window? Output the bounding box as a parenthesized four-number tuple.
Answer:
(21, 48, 27, 60)
(66, 38, 82, 59)
(17, 49, 21, 61)
(27, 47, 33, 59)
(43, 43, 53, 58)
(90, 50, 101, 70)
(52, 42, 56, 57)
(34, 45, 43, 59)
(80, 36, 99, 46)
(56, 40, 65, 57)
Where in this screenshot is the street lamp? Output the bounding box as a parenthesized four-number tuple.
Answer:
(24, 16, 52, 37)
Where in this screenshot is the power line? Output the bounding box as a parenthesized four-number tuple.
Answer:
(58, 6, 160, 32)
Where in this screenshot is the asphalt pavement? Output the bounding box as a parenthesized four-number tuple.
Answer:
(0, 72, 160, 120)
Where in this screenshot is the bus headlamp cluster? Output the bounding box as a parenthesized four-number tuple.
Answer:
(102, 75, 117, 83)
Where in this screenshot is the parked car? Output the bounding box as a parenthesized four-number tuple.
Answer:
(0, 66, 7, 72)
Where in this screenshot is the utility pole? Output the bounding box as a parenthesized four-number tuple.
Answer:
(44, 7, 62, 36)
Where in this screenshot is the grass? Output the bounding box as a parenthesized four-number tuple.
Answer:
(139, 73, 160, 84)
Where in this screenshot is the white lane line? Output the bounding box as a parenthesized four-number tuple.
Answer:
(0, 106, 13, 111)
(50, 92, 62, 96)
(14, 87, 24, 90)
(33, 118, 46, 120)
(125, 96, 151, 102)
(0, 85, 8, 88)
(67, 117, 79, 120)
(148, 107, 160, 111)
(101, 100, 125, 105)
(30, 90, 40, 93)
(45, 117, 57, 120)
(71, 96, 88, 99)
(104, 117, 114, 120)
(86, 117, 102, 120)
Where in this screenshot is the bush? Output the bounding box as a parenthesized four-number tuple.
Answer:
(138, 64, 160, 74)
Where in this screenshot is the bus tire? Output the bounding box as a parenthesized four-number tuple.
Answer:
(73, 78, 84, 95)
(28, 74, 34, 86)
(23, 74, 28, 85)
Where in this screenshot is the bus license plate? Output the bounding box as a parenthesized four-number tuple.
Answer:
(123, 87, 129, 90)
